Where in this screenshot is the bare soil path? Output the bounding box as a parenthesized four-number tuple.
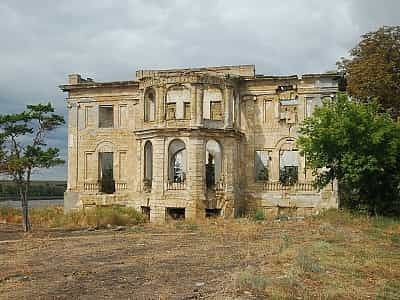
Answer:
(0, 217, 399, 299)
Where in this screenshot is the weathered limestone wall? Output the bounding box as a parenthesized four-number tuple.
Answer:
(61, 65, 339, 222)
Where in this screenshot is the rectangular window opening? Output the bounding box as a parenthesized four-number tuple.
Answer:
(166, 103, 176, 120)
(205, 208, 221, 218)
(210, 101, 222, 120)
(255, 150, 270, 181)
(99, 105, 114, 128)
(166, 207, 185, 220)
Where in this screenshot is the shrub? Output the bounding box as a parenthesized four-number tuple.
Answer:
(252, 209, 265, 222)
(235, 269, 270, 292)
(296, 250, 323, 273)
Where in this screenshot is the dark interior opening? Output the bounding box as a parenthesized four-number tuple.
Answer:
(206, 153, 215, 189)
(99, 152, 115, 194)
(166, 207, 185, 220)
(141, 206, 150, 221)
(205, 208, 221, 218)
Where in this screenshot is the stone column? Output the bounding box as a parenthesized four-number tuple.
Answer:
(190, 84, 197, 127)
(223, 138, 236, 217)
(151, 137, 165, 193)
(156, 85, 165, 123)
(224, 86, 233, 128)
(297, 94, 305, 123)
(137, 139, 142, 192)
(188, 138, 206, 218)
(67, 101, 78, 192)
(196, 84, 204, 127)
(234, 90, 241, 129)
(271, 150, 280, 181)
(150, 137, 166, 223)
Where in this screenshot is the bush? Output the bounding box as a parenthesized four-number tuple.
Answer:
(252, 209, 265, 222)
(296, 250, 323, 273)
(235, 269, 270, 292)
(298, 93, 400, 216)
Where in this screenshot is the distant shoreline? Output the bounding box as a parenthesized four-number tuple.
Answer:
(0, 196, 64, 202)
(0, 199, 64, 208)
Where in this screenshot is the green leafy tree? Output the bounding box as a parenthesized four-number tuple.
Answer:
(338, 26, 400, 118)
(0, 103, 65, 231)
(298, 93, 400, 215)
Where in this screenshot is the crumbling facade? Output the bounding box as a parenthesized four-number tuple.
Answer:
(61, 65, 339, 222)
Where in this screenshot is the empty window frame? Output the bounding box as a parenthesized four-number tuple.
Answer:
(210, 101, 222, 120)
(279, 150, 299, 185)
(183, 102, 191, 120)
(144, 141, 153, 190)
(99, 105, 114, 128)
(99, 152, 115, 194)
(255, 150, 270, 181)
(166, 103, 176, 120)
(168, 139, 187, 183)
(144, 90, 156, 122)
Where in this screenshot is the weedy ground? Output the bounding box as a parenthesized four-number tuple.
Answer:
(0, 208, 399, 299)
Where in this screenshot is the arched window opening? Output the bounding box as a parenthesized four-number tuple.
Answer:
(205, 140, 222, 189)
(168, 139, 187, 183)
(279, 140, 299, 185)
(144, 89, 156, 122)
(99, 152, 115, 194)
(144, 141, 153, 191)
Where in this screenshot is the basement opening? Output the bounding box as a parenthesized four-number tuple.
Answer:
(141, 206, 150, 221)
(205, 208, 221, 218)
(166, 207, 185, 220)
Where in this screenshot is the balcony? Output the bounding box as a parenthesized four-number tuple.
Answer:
(84, 181, 99, 192)
(263, 181, 316, 192)
(83, 180, 127, 193)
(115, 181, 127, 191)
(167, 180, 186, 190)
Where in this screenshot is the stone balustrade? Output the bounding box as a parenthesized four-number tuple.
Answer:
(84, 181, 99, 192)
(167, 181, 186, 190)
(116, 181, 127, 191)
(263, 181, 316, 192)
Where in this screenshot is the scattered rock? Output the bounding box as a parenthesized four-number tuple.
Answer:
(195, 282, 205, 287)
(244, 291, 252, 296)
(113, 226, 125, 231)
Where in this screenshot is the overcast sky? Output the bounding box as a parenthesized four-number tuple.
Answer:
(0, 0, 399, 180)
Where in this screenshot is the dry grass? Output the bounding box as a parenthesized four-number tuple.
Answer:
(0, 206, 146, 228)
(0, 208, 399, 299)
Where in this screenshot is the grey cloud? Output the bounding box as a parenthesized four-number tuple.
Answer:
(0, 0, 398, 180)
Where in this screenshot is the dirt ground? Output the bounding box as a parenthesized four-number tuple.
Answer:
(1, 215, 399, 300)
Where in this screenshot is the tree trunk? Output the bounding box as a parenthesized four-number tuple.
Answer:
(19, 181, 31, 232)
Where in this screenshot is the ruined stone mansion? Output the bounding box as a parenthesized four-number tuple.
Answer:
(61, 65, 339, 222)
